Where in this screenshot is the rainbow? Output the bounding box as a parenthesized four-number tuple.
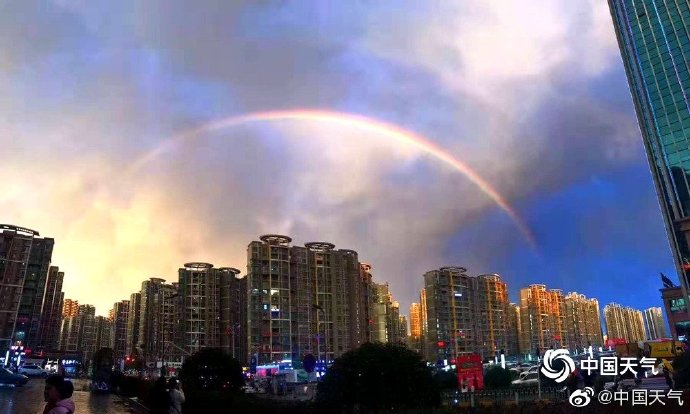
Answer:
(129, 109, 537, 248)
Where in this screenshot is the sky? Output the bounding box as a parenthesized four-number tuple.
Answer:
(0, 1, 678, 320)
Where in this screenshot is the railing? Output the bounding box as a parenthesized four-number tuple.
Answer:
(442, 387, 568, 406)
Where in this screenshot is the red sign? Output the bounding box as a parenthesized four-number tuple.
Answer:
(457, 354, 484, 391)
(606, 338, 628, 347)
(437, 341, 446, 348)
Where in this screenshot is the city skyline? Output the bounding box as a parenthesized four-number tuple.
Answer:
(0, 1, 679, 319)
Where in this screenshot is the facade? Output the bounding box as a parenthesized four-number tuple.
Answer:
(59, 304, 96, 366)
(126, 292, 141, 355)
(423, 267, 477, 363)
(139, 278, 178, 362)
(505, 303, 521, 356)
(94, 316, 113, 350)
(177, 263, 222, 355)
(38, 266, 64, 351)
(63, 299, 79, 318)
(409, 302, 422, 353)
(0, 225, 39, 352)
(563, 292, 603, 350)
(519, 285, 566, 356)
(420, 288, 428, 358)
(643, 307, 669, 340)
(661, 286, 689, 340)
(77, 305, 97, 368)
(246, 235, 366, 365)
(15, 236, 54, 348)
(475, 274, 509, 359)
(608, 0, 690, 332)
(357, 263, 375, 344)
(604, 303, 646, 343)
(111, 300, 130, 360)
(219, 268, 247, 362)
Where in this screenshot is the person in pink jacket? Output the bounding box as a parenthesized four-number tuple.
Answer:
(43, 375, 76, 414)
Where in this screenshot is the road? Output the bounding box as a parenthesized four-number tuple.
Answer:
(0, 378, 135, 414)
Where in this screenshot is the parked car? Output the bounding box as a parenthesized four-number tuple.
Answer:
(512, 372, 540, 387)
(18, 364, 48, 377)
(0, 368, 29, 386)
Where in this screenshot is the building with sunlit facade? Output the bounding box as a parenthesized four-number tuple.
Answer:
(111, 300, 130, 360)
(609, 0, 690, 339)
(563, 292, 603, 350)
(409, 302, 422, 353)
(604, 303, 646, 343)
(474, 274, 510, 359)
(519, 284, 566, 356)
(643, 306, 669, 340)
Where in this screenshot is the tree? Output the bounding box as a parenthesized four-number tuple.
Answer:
(483, 366, 512, 389)
(316, 342, 439, 413)
(433, 370, 458, 390)
(178, 348, 245, 413)
(179, 348, 244, 392)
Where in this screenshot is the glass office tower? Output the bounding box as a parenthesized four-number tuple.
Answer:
(609, 0, 690, 339)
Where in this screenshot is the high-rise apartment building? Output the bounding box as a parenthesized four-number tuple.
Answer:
(38, 266, 64, 351)
(519, 285, 566, 356)
(474, 274, 510, 359)
(111, 300, 130, 360)
(423, 267, 477, 363)
(246, 235, 365, 365)
(409, 302, 422, 353)
(505, 303, 521, 356)
(59, 304, 96, 367)
(604, 303, 646, 343)
(94, 316, 112, 351)
(608, 0, 690, 339)
(126, 292, 141, 355)
(139, 278, 178, 362)
(15, 236, 54, 348)
(370, 283, 405, 344)
(77, 305, 97, 368)
(0, 225, 39, 352)
(563, 292, 603, 350)
(63, 299, 79, 318)
(420, 288, 428, 358)
(357, 263, 375, 344)
(219, 268, 247, 362)
(177, 263, 223, 355)
(643, 306, 669, 340)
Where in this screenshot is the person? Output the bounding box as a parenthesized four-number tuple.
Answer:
(168, 377, 185, 414)
(662, 359, 674, 389)
(149, 376, 170, 414)
(57, 361, 65, 377)
(43, 375, 75, 414)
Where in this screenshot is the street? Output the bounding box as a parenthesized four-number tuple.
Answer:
(0, 378, 134, 414)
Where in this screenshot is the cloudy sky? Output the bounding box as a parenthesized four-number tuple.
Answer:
(0, 1, 676, 322)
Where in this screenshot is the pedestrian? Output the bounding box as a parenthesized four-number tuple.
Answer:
(168, 377, 185, 414)
(57, 361, 65, 377)
(43, 375, 75, 414)
(149, 376, 170, 414)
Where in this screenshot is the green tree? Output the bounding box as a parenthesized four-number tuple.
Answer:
(483, 366, 512, 389)
(316, 342, 439, 413)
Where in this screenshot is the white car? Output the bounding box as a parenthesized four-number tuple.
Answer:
(512, 372, 540, 387)
(18, 364, 48, 377)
